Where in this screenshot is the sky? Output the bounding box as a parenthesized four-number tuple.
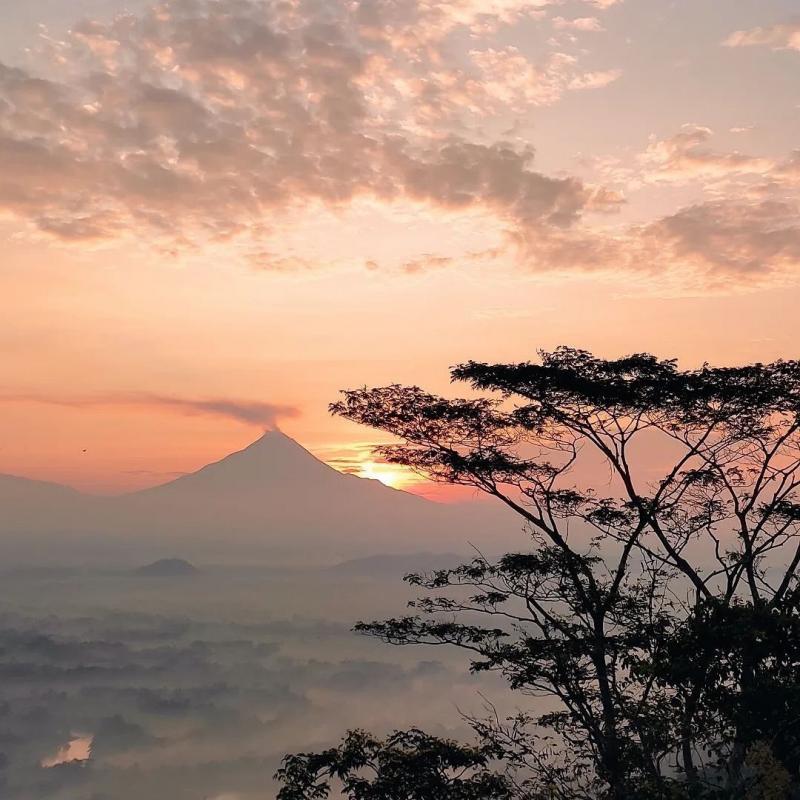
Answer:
(0, 0, 798, 494)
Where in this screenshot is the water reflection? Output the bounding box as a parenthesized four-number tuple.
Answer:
(41, 734, 93, 768)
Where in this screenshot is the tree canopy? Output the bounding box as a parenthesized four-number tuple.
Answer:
(278, 347, 800, 799)
(276, 729, 514, 800)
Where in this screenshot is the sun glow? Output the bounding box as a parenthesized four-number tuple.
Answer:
(356, 460, 416, 490)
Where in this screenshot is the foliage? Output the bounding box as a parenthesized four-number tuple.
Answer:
(275, 729, 514, 800)
(278, 348, 800, 799)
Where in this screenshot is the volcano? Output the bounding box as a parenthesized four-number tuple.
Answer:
(0, 431, 514, 566)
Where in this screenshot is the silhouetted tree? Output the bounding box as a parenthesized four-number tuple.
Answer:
(275, 729, 514, 800)
(277, 348, 800, 799)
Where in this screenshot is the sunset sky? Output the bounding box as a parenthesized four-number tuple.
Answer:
(1, 0, 798, 494)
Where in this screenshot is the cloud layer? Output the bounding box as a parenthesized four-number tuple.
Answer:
(0, 0, 615, 246)
(0, 393, 299, 428)
(0, 0, 797, 288)
(0, 569, 500, 800)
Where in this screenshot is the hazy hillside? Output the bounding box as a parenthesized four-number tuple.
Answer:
(0, 432, 516, 567)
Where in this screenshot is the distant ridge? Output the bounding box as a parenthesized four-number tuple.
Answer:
(0, 431, 515, 567)
(135, 558, 198, 577)
(0, 472, 82, 496)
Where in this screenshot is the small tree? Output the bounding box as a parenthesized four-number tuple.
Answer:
(277, 348, 800, 799)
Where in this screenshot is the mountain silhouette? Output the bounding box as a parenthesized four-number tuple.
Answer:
(0, 472, 88, 538)
(138, 430, 419, 498)
(0, 431, 514, 566)
(135, 558, 198, 577)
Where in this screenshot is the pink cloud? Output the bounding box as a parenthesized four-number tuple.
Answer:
(552, 16, 605, 32)
(0, 0, 795, 291)
(469, 48, 620, 108)
(724, 21, 800, 52)
(0, 1, 613, 250)
(639, 125, 776, 183)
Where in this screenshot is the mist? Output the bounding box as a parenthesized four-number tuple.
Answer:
(0, 562, 512, 800)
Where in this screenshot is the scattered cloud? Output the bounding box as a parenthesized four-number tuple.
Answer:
(775, 151, 800, 182)
(246, 252, 318, 272)
(469, 48, 620, 107)
(400, 253, 454, 273)
(552, 17, 605, 32)
(0, 0, 795, 290)
(567, 68, 621, 90)
(510, 125, 800, 287)
(365, 244, 504, 273)
(639, 199, 800, 281)
(724, 20, 800, 52)
(512, 198, 800, 289)
(355, 0, 559, 43)
(0, 0, 620, 262)
(639, 124, 775, 183)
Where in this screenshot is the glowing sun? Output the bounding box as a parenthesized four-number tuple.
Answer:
(356, 460, 414, 489)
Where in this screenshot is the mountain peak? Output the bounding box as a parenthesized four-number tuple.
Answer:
(135, 558, 198, 577)
(244, 428, 295, 449)
(142, 429, 345, 496)
(230, 428, 329, 465)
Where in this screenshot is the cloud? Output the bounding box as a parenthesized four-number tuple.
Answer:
(0, 0, 619, 258)
(555, 125, 799, 286)
(567, 68, 621, 90)
(400, 253, 454, 272)
(246, 252, 318, 272)
(639, 124, 776, 183)
(355, 0, 558, 44)
(467, 47, 620, 108)
(552, 16, 604, 32)
(0, 393, 300, 428)
(724, 21, 800, 52)
(389, 246, 499, 273)
(639, 199, 800, 280)
(0, 0, 794, 291)
(511, 198, 800, 289)
(316, 441, 398, 474)
(141, 396, 300, 427)
(775, 151, 800, 182)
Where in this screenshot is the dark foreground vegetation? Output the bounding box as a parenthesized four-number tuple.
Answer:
(278, 347, 800, 799)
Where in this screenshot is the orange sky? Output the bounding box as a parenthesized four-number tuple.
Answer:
(0, 0, 798, 495)
(3, 232, 797, 496)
